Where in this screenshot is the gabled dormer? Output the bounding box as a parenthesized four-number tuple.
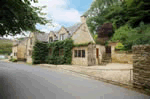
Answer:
(48, 31, 58, 43)
(58, 26, 69, 41)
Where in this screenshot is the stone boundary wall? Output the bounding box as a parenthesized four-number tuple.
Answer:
(111, 52, 133, 64)
(132, 45, 150, 91)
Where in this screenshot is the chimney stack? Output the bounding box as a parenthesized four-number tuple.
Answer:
(80, 15, 87, 23)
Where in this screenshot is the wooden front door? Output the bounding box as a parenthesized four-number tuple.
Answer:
(96, 48, 99, 58)
(96, 48, 100, 64)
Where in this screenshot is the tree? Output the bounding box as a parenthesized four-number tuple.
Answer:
(105, 0, 150, 28)
(0, 0, 51, 36)
(84, 0, 121, 35)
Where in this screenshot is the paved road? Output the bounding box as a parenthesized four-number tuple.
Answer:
(0, 61, 149, 99)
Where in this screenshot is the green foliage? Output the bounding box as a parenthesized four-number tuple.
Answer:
(93, 34, 98, 41)
(104, 0, 150, 28)
(0, 0, 52, 36)
(115, 42, 124, 50)
(32, 41, 48, 64)
(46, 39, 73, 65)
(84, 0, 121, 34)
(112, 23, 150, 50)
(111, 25, 137, 42)
(9, 58, 17, 62)
(85, 0, 150, 36)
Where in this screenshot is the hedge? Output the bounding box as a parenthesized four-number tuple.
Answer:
(32, 41, 48, 64)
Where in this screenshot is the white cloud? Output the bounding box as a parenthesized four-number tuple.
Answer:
(32, 0, 81, 29)
(4, 0, 82, 39)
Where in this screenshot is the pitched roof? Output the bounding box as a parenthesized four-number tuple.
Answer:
(66, 22, 82, 36)
(13, 37, 28, 46)
(49, 22, 82, 39)
(34, 32, 49, 42)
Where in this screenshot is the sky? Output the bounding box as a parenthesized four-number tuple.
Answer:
(4, 0, 93, 39)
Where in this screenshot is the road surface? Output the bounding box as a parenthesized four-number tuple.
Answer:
(0, 61, 149, 99)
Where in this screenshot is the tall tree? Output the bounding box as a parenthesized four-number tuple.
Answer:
(0, 0, 51, 36)
(84, 0, 121, 35)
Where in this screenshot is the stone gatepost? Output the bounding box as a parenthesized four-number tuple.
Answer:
(88, 43, 96, 66)
(132, 45, 150, 91)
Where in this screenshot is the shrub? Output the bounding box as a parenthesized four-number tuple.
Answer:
(115, 42, 124, 50)
(9, 58, 17, 62)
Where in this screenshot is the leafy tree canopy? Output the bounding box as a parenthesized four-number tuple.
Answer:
(0, 0, 52, 37)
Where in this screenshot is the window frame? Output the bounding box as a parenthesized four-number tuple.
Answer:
(74, 50, 78, 57)
(74, 49, 86, 58)
(82, 50, 85, 57)
(60, 34, 65, 40)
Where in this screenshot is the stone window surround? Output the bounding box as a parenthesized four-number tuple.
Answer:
(14, 52, 17, 56)
(60, 33, 65, 40)
(74, 49, 86, 58)
(49, 37, 53, 43)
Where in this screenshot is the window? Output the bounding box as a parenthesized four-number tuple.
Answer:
(59, 49, 64, 56)
(74, 49, 85, 58)
(74, 50, 77, 57)
(29, 50, 32, 56)
(49, 48, 52, 55)
(49, 37, 53, 42)
(60, 34, 65, 40)
(78, 50, 81, 57)
(82, 50, 85, 57)
(14, 52, 17, 56)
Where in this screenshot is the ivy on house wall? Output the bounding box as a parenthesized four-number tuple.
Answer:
(46, 39, 73, 65)
(32, 41, 48, 64)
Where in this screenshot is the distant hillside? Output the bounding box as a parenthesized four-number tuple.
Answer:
(0, 38, 13, 55)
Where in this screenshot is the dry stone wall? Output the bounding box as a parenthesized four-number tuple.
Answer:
(132, 45, 150, 91)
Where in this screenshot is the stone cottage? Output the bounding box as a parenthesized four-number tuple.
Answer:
(12, 38, 28, 60)
(47, 15, 106, 66)
(12, 16, 107, 66)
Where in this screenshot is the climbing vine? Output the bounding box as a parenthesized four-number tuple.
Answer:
(46, 39, 73, 65)
(32, 41, 48, 64)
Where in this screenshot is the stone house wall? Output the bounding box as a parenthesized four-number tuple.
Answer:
(72, 44, 96, 66)
(12, 46, 18, 59)
(26, 33, 36, 63)
(132, 45, 150, 91)
(88, 44, 96, 66)
(72, 46, 88, 66)
(72, 23, 95, 45)
(17, 39, 28, 60)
